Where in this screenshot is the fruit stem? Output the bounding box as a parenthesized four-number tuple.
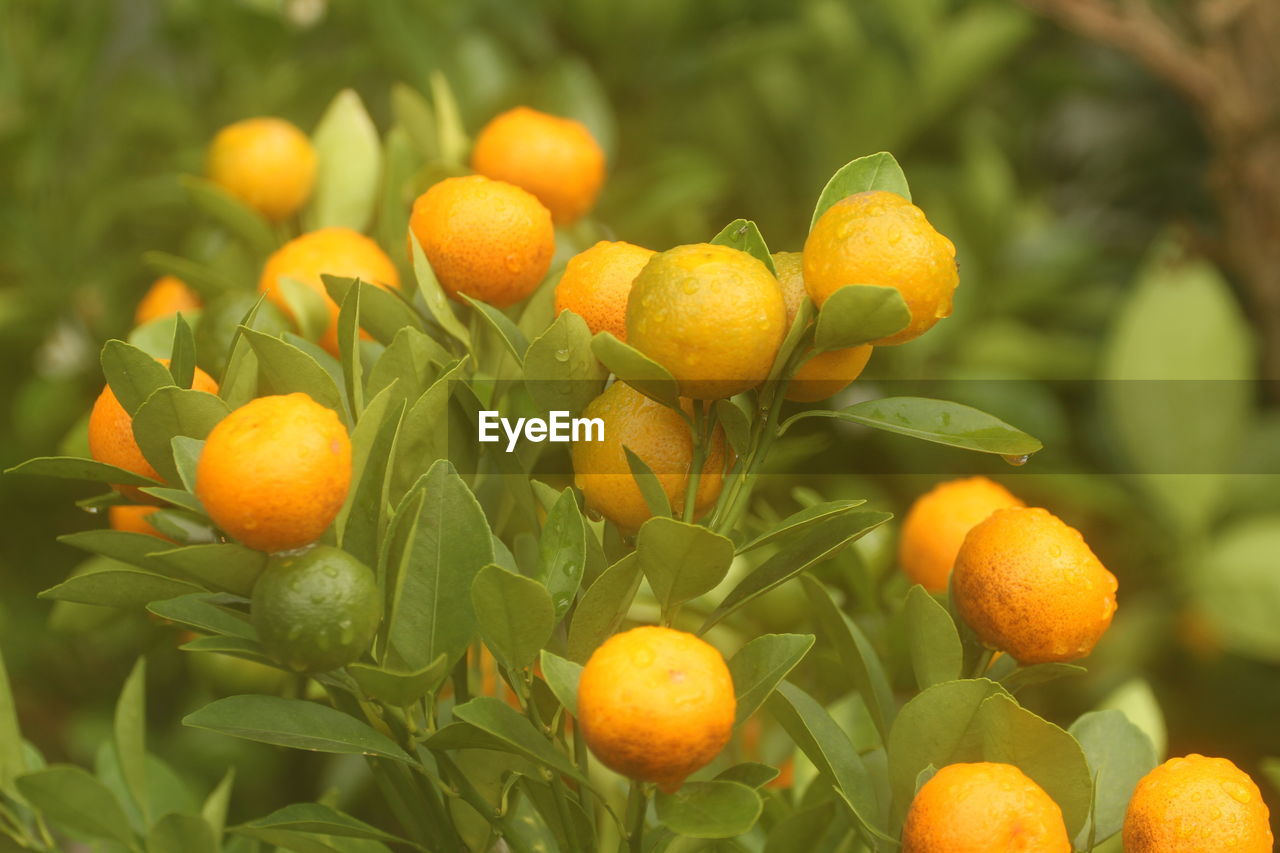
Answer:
(622, 781, 648, 853)
(681, 400, 710, 524)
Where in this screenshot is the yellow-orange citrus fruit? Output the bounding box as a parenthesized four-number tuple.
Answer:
(88, 362, 219, 501)
(408, 174, 554, 308)
(578, 626, 735, 793)
(952, 507, 1118, 664)
(195, 393, 351, 553)
(571, 381, 726, 532)
(134, 276, 201, 326)
(1123, 754, 1273, 852)
(803, 190, 958, 346)
(259, 227, 401, 355)
(555, 241, 655, 341)
(773, 251, 873, 402)
(108, 505, 171, 541)
(206, 117, 316, 221)
(471, 106, 606, 224)
(898, 477, 1025, 593)
(627, 243, 786, 399)
(901, 762, 1071, 852)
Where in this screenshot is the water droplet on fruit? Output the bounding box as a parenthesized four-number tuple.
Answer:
(504, 253, 522, 273)
(887, 228, 903, 245)
(1223, 781, 1252, 804)
(554, 348, 570, 363)
(631, 647, 655, 667)
(1002, 454, 1030, 467)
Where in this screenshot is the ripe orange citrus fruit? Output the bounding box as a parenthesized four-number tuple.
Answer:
(898, 476, 1024, 593)
(773, 251, 873, 402)
(195, 393, 351, 553)
(258, 227, 401, 355)
(803, 190, 958, 346)
(408, 174, 555, 308)
(206, 117, 316, 221)
(571, 381, 726, 532)
(88, 361, 219, 501)
(1123, 754, 1273, 852)
(108, 505, 171, 541)
(555, 241, 655, 341)
(952, 507, 1118, 664)
(901, 762, 1071, 852)
(134, 276, 201, 326)
(471, 106, 605, 224)
(578, 626, 735, 793)
(627, 243, 786, 399)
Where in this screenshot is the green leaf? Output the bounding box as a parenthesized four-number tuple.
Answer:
(114, 659, 149, 822)
(637, 517, 735, 615)
(429, 70, 469, 166)
(728, 633, 814, 724)
(391, 82, 439, 161)
(323, 276, 428, 347)
(39, 563, 201, 609)
(812, 285, 910, 351)
(171, 436, 204, 491)
(16, 766, 135, 846)
(537, 489, 587, 620)
(183, 696, 411, 762)
(904, 585, 963, 690)
(4, 456, 160, 487)
(567, 553, 642, 663)
(101, 339, 174, 416)
(389, 359, 467, 498)
(710, 219, 776, 275)
(150, 544, 266, 596)
(655, 781, 762, 839)
(179, 175, 277, 257)
(590, 333, 681, 410)
(472, 565, 556, 671)
(735, 500, 866, 555)
(276, 276, 332, 344)
(348, 654, 450, 707)
(234, 803, 409, 847)
(202, 768, 235, 838)
(538, 650, 582, 716)
(0, 652, 28, 793)
(714, 763, 779, 789)
(307, 89, 382, 233)
(623, 447, 672, 521)
(767, 297, 816, 384)
(702, 511, 891, 630)
(1099, 678, 1166, 759)
(340, 394, 403, 568)
(1070, 710, 1158, 845)
(337, 283, 363, 416)
(449, 697, 585, 782)
(999, 662, 1087, 694)
(1195, 517, 1280, 662)
(147, 594, 256, 640)
(460, 294, 529, 361)
(810, 152, 910, 229)
(240, 327, 346, 417)
(523, 310, 607, 417)
(132, 387, 230, 485)
(180, 636, 276, 668)
(410, 234, 471, 346)
(713, 398, 751, 458)
(169, 315, 198, 389)
(143, 250, 243, 298)
(147, 812, 219, 853)
(57, 529, 168, 571)
(366, 326, 450, 405)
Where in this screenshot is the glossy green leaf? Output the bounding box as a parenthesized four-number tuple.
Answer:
(410, 234, 470, 346)
(450, 697, 585, 782)
(538, 650, 582, 716)
(810, 152, 910, 229)
(713, 398, 752, 458)
(728, 633, 814, 724)
(567, 553, 642, 663)
(323, 275, 428, 347)
(307, 88, 382, 233)
(590, 333, 681, 410)
(132, 387, 229, 485)
(146, 594, 256, 640)
(460, 294, 529, 361)
(710, 219, 776, 275)
(150, 544, 266, 596)
(184, 696, 411, 762)
(169, 315, 197, 389)
(736, 500, 867, 555)
(812, 285, 910, 351)
(623, 446, 673, 522)
(537, 488, 587, 620)
(472, 565, 556, 671)
(904, 585, 963, 690)
(240, 327, 346, 417)
(638, 517, 735, 614)
(348, 654, 450, 707)
(101, 339, 174, 416)
(655, 780, 762, 839)
(234, 802, 409, 846)
(339, 391, 403, 567)
(57, 529, 168, 571)
(39, 563, 201, 609)
(524, 310, 607, 417)
(16, 766, 135, 846)
(4, 456, 160, 487)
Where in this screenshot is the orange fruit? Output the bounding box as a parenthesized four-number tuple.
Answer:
(773, 251, 873, 402)
(952, 507, 1118, 664)
(578, 626, 735, 793)
(901, 762, 1071, 852)
(626, 243, 786, 399)
(108, 505, 171, 541)
(206, 117, 316, 221)
(134, 276, 201, 326)
(471, 106, 606, 224)
(803, 190, 958, 346)
(408, 174, 554, 308)
(554, 241, 655, 341)
(571, 381, 726, 532)
(259, 227, 401, 355)
(88, 361, 218, 501)
(195, 393, 351, 553)
(1123, 754, 1273, 852)
(898, 477, 1025, 593)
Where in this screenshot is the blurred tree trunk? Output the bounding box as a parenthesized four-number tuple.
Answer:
(1022, 0, 1280, 382)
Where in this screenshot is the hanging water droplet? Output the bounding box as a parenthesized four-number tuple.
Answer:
(1002, 453, 1030, 467)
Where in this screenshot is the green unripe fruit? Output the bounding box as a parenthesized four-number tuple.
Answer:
(251, 545, 381, 673)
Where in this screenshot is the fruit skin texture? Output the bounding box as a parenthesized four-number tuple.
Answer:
(259, 227, 401, 355)
(803, 190, 958, 346)
(898, 476, 1024, 593)
(88, 363, 219, 502)
(471, 106, 606, 224)
(571, 381, 726, 532)
(773, 251, 873, 402)
(196, 393, 351, 553)
(251, 546, 381, 673)
(901, 762, 1071, 852)
(1123, 754, 1273, 852)
(408, 174, 554, 308)
(555, 241, 655, 341)
(206, 117, 316, 222)
(627, 243, 786, 399)
(578, 626, 735, 793)
(952, 507, 1118, 664)
(108, 505, 170, 541)
(135, 276, 201, 326)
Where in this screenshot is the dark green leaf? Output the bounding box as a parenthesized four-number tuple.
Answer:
(324, 276, 428, 348)
(147, 594, 256, 640)
(348, 654, 450, 707)
(591, 333, 681, 410)
(336, 279, 363, 416)
(472, 565, 556, 671)
(810, 152, 910, 229)
(637, 517, 734, 615)
(169, 315, 197, 389)
(101, 339, 174, 416)
(184, 696, 411, 762)
(132, 387, 229, 485)
(728, 633, 814, 724)
(150, 544, 265, 596)
(567, 553, 642, 663)
(537, 489, 587, 620)
(655, 781, 762, 839)
(234, 802, 409, 846)
(39, 563, 201, 609)
(410, 235, 470, 346)
(461, 295, 529, 361)
(904, 585, 963, 690)
(736, 500, 866, 555)
(524, 310, 607, 417)
(450, 697, 585, 782)
(16, 766, 135, 846)
(538, 651, 582, 716)
(5, 456, 160, 486)
(240, 327, 346, 417)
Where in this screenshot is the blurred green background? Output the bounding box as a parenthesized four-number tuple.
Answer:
(2, 0, 1277, 832)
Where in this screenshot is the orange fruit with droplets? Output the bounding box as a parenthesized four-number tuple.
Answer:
(577, 626, 735, 793)
(773, 251, 873, 401)
(258, 227, 400, 355)
(555, 241, 654, 341)
(195, 393, 351, 553)
(134, 276, 201, 326)
(901, 762, 1071, 852)
(471, 106, 605, 224)
(898, 477, 1024, 593)
(88, 361, 219, 502)
(1123, 754, 1272, 852)
(570, 381, 726, 532)
(206, 117, 316, 221)
(108, 505, 171, 541)
(803, 190, 958, 346)
(408, 174, 554, 308)
(952, 507, 1118, 664)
